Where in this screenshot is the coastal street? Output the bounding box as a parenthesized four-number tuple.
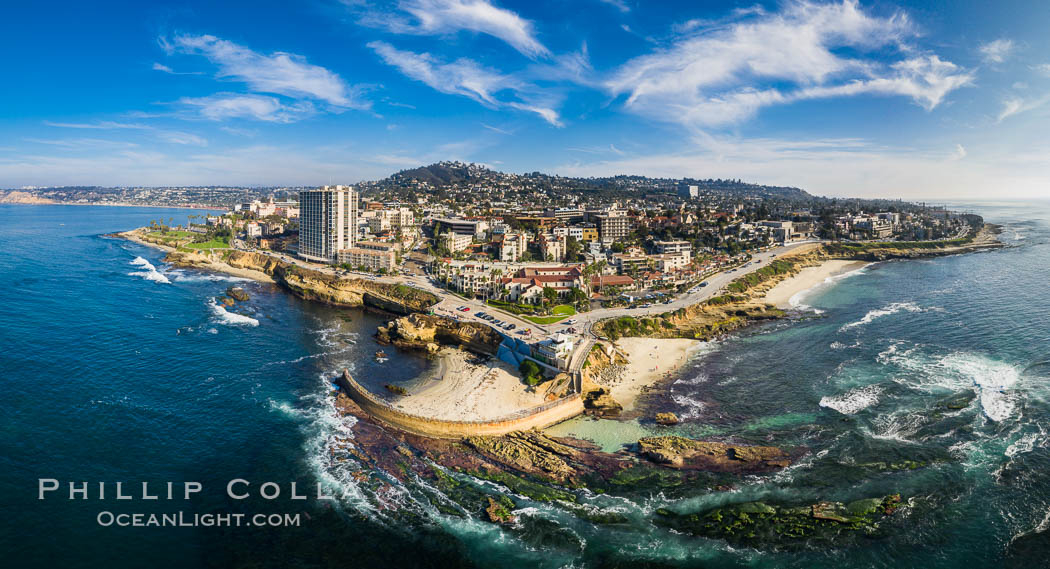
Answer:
(248, 241, 822, 345)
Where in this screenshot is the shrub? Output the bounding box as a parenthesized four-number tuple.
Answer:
(519, 360, 543, 385)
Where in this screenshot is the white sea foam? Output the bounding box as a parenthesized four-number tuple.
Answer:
(869, 410, 927, 443)
(882, 346, 1022, 423)
(208, 301, 259, 326)
(671, 393, 706, 419)
(128, 256, 171, 284)
(941, 353, 1021, 423)
(169, 270, 251, 283)
(819, 384, 883, 415)
(839, 302, 925, 331)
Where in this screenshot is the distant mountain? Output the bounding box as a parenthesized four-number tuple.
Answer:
(388, 161, 495, 186)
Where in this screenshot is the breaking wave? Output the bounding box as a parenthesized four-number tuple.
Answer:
(208, 300, 259, 326)
(128, 256, 170, 284)
(839, 302, 926, 331)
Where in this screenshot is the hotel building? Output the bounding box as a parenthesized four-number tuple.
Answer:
(298, 185, 358, 263)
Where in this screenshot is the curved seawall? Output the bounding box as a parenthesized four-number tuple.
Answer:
(336, 370, 584, 438)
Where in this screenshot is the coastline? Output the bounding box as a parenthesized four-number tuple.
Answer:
(114, 228, 275, 283)
(0, 197, 222, 210)
(605, 337, 702, 411)
(761, 260, 869, 309)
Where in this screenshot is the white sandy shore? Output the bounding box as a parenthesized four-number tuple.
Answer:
(393, 347, 548, 421)
(608, 338, 702, 410)
(761, 260, 868, 309)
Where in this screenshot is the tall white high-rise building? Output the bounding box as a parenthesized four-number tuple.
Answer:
(298, 185, 358, 262)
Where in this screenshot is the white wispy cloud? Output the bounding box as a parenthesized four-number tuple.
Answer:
(167, 34, 368, 109)
(605, 0, 972, 129)
(481, 123, 511, 134)
(369, 41, 508, 105)
(177, 93, 314, 123)
(1031, 63, 1050, 77)
(598, 0, 630, 14)
(23, 138, 140, 150)
(42, 120, 207, 146)
(978, 38, 1015, 64)
(372, 0, 550, 59)
(368, 41, 563, 126)
(42, 120, 151, 130)
(996, 93, 1050, 122)
(157, 131, 209, 146)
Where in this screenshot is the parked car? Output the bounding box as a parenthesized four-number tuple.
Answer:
(506, 324, 516, 330)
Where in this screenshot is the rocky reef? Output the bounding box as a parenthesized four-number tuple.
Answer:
(326, 389, 917, 549)
(637, 435, 792, 472)
(655, 494, 904, 548)
(164, 249, 438, 315)
(376, 313, 503, 354)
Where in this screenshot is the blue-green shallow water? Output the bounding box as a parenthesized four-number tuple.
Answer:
(3, 202, 1050, 568)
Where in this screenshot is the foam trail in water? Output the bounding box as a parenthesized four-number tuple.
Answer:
(839, 302, 925, 331)
(128, 256, 171, 284)
(819, 384, 883, 415)
(208, 300, 259, 326)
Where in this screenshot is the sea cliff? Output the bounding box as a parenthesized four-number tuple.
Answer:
(165, 249, 439, 315)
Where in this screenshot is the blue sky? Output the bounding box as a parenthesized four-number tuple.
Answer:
(2, 0, 1049, 198)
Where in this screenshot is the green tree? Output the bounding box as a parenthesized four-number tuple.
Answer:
(519, 359, 542, 386)
(542, 286, 558, 305)
(565, 236, 583, 262)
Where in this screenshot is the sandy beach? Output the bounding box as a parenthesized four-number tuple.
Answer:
(392, 347, 548, 421)
(606, 337, 702, 410)
(761, 260, 868, 309)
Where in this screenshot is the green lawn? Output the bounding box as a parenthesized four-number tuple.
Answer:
(183, 237, 231, 250)
(144, 230, 195, 245)
(521, 304, 576, 325)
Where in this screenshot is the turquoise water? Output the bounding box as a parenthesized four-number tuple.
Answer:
(3, 202, 1050, 568)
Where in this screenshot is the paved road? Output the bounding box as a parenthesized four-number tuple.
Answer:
(245, 241, 821, 352)
(569, 241, 820, 338)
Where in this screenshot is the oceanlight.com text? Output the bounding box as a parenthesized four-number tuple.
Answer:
(96, 511, 302, 528)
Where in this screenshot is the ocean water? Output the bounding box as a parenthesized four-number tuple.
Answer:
(3, 201, 1050, 568)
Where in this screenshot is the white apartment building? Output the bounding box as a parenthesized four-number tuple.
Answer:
(499, 232, 528, 262)
(441, 232, 473, 252)
(596, 212, 631, 244)
(538, 233, 566, 262)
(299, 185, 358, 263)
(655, 253, 690, 272)
(654, 240, 692, 257)
(337, 241, 398, 272)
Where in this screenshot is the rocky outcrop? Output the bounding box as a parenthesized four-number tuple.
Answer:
(164, 249, 438, 314)
(485, 496, 517, 524)
(636, 436, 791, 472)
(377, 313, 502, 354)
(464, 431, 579, 482)
(654, 412, 679, 425)
(582, 387, 623, 418)
(226, 286, 249, 301)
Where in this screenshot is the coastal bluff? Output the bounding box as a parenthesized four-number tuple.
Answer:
(165, 249, 439, 314)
